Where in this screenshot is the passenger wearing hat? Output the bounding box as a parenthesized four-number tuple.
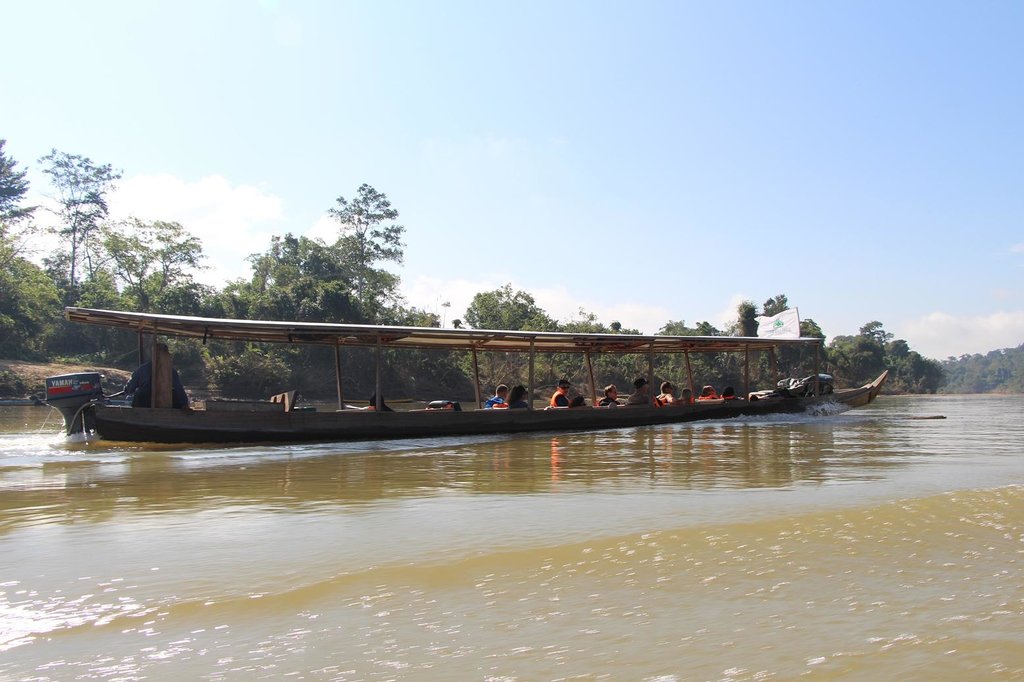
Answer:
(549, 378, 572, 408)
(625, 376, 652, 405)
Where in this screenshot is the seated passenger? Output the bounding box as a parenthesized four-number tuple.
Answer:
(508, 385, 530, 409)
(598, 384, 620, 407)
(655, 381, 677, 407)
(426, 400, 462, 410)
(697, 385, 719, 401)
(569, 395, 587, 408)
(625, 377, 651, 406)
(485, 384, 509, 409)
(550, 378, 571, 408)
(679, 387, 693, 405)
(721, 386, 743, 401)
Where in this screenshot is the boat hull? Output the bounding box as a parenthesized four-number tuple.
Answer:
(85, 372, 888, 445)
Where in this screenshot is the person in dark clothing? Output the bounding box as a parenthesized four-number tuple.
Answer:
(598, 384, 620, 407)
(507, 385, 530, 409)
(125, 343, 189, 408)
(366, 392, 394, 411)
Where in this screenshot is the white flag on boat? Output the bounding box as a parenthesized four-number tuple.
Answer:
(756, 308, 801, 339)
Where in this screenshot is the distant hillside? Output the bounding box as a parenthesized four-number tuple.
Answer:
(940, 344, 1024, 393)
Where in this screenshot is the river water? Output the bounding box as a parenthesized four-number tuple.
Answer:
(1, 395, 1022, 680)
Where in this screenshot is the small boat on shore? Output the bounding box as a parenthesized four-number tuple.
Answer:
(50, 307, 888, 444)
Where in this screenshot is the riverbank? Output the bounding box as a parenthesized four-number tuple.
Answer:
(0, 358, 132, 399)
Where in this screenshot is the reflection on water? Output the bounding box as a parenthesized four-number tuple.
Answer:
(1, 409, 914, 533)
(1, 396, 1023, 679)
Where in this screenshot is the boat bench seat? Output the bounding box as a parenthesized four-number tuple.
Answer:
(269, 390, 299, 412)
(201, 398, 285, 413)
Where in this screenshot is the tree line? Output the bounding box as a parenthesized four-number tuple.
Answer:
(940, 345, 1024, 393)
(1, 139, 947, 399)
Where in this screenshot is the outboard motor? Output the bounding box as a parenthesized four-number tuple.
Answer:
(776, 373, 834, 397)
(45, 372, 104, 435)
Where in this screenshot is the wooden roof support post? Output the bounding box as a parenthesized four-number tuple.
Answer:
(334, 342, 346, 410)
(151, 336, 173, 409)
(684, 350, 694, 395)
(528, 340, 536, 410)
(647, 344, 655, 404)
(472, 347, 482, 409)
(585, 349, 597, 405)
(769, 347, 778, 383)
(375, 336, 383, 410)
(813, 342, 821, 397)
(744, 346, 750, 400)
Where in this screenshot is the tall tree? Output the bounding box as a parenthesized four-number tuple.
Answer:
(327, 184, 405, 321)
(0, 140, 36, 273)
(230, 233, 358, 322)
(735, 300, 758, 336)
(39, 149, 121, 300)
(762, 294, 789, 318)
(0, 139, 34, 226)
(103, 219, 205, 312)
(464, 284, 556, 331)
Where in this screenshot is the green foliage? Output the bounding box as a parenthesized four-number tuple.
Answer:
(828, 322, 943, 393)
(0, 257, 61, 359)
(762, 294, 789, 318)
(224, 233, 359, 323)
(204, 345, 292, 398)
(103, 219, 205, 312)
(735, 300, 758, 336)
(464, 284, 556, 331)
(940, 345, 1024, 393)
(0, 139, 35, 225)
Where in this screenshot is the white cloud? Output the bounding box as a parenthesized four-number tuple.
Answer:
(304, 214, 337, 243)
(899, 311, 1024, 359)
(401, 275, 491, 326)
(1012, 243, 1024, 254)
(108, 174, 286, 285)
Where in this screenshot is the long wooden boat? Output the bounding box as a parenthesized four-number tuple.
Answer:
(53, 307, 888, 444)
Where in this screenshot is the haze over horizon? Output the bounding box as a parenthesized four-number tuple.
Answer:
(5, 1, 1022, 361)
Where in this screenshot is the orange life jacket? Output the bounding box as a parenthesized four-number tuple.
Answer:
(550, 391, 569, 408)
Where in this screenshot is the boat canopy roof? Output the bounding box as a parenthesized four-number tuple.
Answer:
(65, 307, 822, 355)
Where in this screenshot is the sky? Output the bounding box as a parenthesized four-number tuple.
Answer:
(3, 0, 1022, 360)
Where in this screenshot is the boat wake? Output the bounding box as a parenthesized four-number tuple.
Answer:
(804, 400, 853, 417)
